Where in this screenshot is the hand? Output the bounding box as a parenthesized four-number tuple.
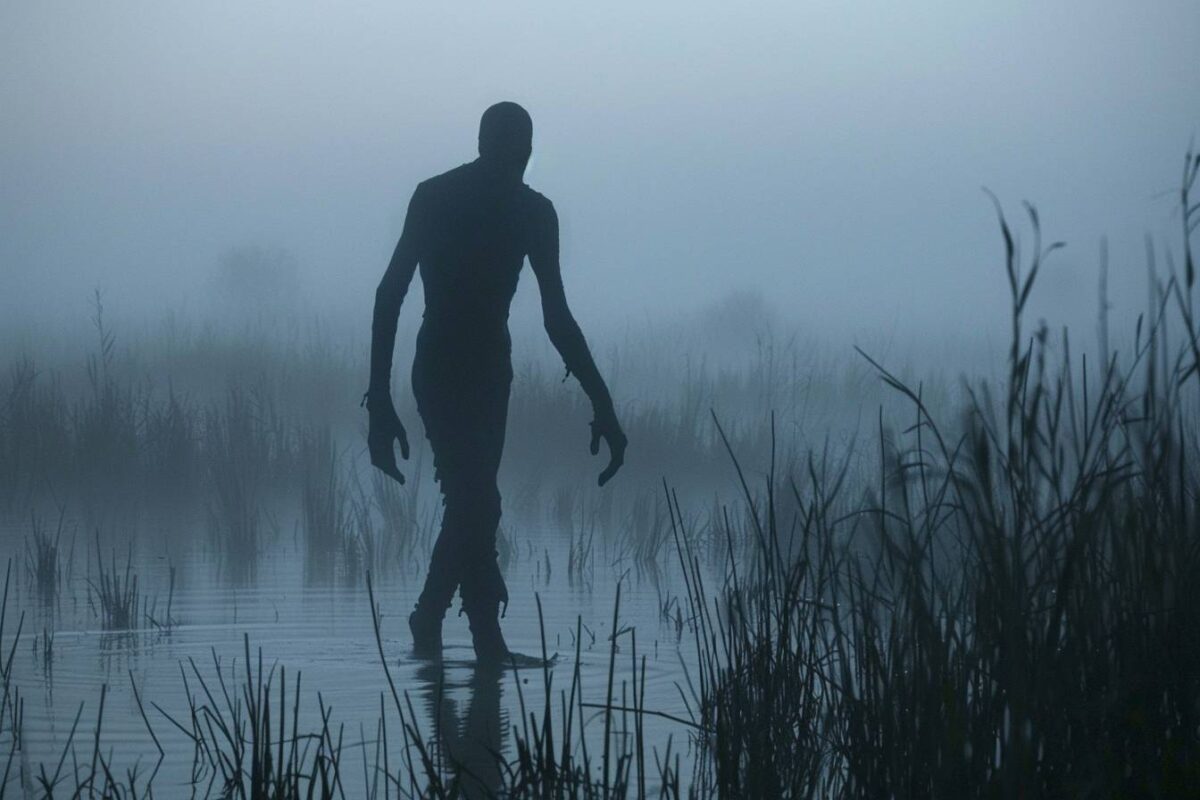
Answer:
(589, 411, 627, 487)
(365, 391, 410, 485)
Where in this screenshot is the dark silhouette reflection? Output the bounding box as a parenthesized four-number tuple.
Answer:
(367, 102, 627, 661)
(416, 661, 505, 798)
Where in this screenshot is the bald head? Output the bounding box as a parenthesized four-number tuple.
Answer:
(478, 102, 533, 167)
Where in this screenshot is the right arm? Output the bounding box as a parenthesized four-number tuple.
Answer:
(365, 184, 426, 482)
(369, 184, 425, 396)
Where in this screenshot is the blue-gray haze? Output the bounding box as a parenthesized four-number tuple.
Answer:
(2, 1, 1197, 352)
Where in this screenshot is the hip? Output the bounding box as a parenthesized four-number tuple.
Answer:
(412, 331, 513, 395)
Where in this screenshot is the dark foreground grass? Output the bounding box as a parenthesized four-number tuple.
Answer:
(673, 157, 1200, 798)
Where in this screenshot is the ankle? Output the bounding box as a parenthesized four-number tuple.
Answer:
(409, 608, 444, 656)
(465, 607, 509, 661)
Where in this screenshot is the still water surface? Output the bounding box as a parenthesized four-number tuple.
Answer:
(4, 523, 709, 795)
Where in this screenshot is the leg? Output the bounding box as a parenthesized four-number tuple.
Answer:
(414, 495, 468, 617)
(408, 494, 462, 656)
(412, 472, 506, 622)
(409, 348, 512, 658)
(409, 418, 476, 655)
(454, 369, 512, 661)
(408, 355, 463, 654)
(456, 477, 510, 661)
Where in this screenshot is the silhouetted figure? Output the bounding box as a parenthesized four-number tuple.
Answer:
(367, 102, 626, 662)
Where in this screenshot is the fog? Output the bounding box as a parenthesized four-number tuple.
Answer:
(4, 1, 1196, 351)
(5, 5, 1200, 794)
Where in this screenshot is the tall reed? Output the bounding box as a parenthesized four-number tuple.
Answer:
(673, 165, 1200, 798)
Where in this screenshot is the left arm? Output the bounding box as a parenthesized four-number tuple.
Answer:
(528, 198, 626, 486)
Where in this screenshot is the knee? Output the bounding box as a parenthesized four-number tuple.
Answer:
(480, 484, 501, 520)
(443, 480, 502, 526)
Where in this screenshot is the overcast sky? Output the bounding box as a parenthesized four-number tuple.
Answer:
(3, 1, 1197, 347)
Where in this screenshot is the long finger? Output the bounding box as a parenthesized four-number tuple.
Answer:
(370, 438, 406, 484)
(368, 443, 389, 471)
(380, 462, 406, 486)
(397, 429, 410, 461)
(589, 423, 601, 456)
(597, 451, 624, 487)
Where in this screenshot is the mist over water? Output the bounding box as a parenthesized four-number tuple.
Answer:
(3, 2, 1199, 796)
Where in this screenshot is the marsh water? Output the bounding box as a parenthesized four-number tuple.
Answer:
(0, 302, 978, 796)
(1, 507, 710, 795)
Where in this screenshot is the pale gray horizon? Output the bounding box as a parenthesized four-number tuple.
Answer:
(3, 1, 1197, 354)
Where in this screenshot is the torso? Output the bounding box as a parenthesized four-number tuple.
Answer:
(415, 161, 546, 347)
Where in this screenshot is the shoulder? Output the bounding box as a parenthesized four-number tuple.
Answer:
(523, 187, 559, 259)
(522, 186, 557, 226)
(408, 167, 464, 220)
(522, 185, 553, 210)
(417, 163, 474, 197)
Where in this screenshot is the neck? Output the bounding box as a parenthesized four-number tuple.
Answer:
(476, 156, 526, 185)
